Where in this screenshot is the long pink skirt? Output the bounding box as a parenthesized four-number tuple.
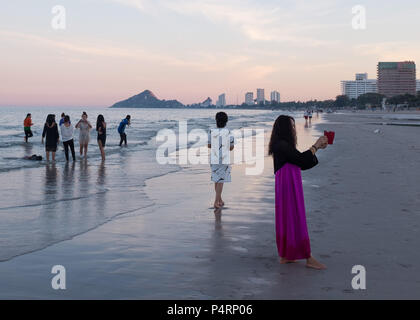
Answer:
(275, 163, 311, 260)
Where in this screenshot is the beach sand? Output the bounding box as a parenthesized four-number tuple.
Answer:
(0, 113, 419, 299)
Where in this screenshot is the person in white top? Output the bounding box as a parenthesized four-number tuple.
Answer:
(208, 112, 235, 209)
(60, 115, 76, 161)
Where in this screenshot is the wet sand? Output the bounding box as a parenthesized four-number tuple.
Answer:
(1, 113, 420, 299)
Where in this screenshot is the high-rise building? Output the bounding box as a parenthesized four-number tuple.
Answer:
(245, 92, 254, 105)
(417, 80, 420, 93)
(377, 61, 416, 97)
(355, 73, 368, 81)
(341, 73, 378, 99)
(270, 91, 281, 103)
(256, 89, 265, 104)
(216, 93, 226, 107)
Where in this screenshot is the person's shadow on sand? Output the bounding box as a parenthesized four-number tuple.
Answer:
(214, 207, 223, 231)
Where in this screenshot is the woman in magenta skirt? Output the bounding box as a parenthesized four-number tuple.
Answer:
(269, 115, 328, 270)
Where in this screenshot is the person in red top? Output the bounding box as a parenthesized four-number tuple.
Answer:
(23, 113, 33, 143)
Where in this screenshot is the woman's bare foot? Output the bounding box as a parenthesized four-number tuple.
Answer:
(219, 200, 225, 207)
(214, 202, 221, 209)
(306, 256, 327, 270)
(280, 258, 297, 264)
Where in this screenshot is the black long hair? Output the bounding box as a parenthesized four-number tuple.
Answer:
(268, 115, 296, 156)
(46, 114, 55, 126)
(96, 114, 105, 131)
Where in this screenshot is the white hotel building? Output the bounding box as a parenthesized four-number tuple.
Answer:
(270, 91, 280, 103)
(256, 89, 265, 104)
(245, 92, 254, 105)
(341, 73, 378, 100)
(216, 93, 226, 107)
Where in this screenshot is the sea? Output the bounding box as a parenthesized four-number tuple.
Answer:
(0, 106, 288, 262)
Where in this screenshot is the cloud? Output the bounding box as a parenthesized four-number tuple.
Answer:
(105, 0, 145, 12)
(0, 30, 250, 72)
(354, 42, 420, 61)
(106, 0, 338, 46)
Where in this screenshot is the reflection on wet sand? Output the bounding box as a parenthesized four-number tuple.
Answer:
(41, 163, 58, 242)
(44, 163, 58, 200)
(62, 162, 76, 199)
(96, 161, 107, 219)
(214, 208, 223, 233)
(23, 142, 33, 157)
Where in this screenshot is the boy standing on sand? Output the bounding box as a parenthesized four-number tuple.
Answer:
(23, 113, 33, 143)
(208, 112, 235, 209)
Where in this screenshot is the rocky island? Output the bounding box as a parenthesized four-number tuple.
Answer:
(110, 90, 184, 108)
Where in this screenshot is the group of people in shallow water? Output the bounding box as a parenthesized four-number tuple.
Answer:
(24, 110, 329, 270)
(23, 113, 131, 161)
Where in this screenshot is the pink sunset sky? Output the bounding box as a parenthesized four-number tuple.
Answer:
(1, 0, 419, 107)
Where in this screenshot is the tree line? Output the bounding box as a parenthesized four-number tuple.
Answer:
(261, 91, 420, 110)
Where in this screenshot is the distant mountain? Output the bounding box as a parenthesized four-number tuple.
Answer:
(110, 90, 184, 108)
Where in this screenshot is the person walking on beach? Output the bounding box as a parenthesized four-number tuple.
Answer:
(208, 112, 234, 209)
(42, 114, 59, 161)
(75, 112, 92, 157)
(96, 115, 107, 161)
(269, 115, 328, 270)
(23, 113, 33, 143)
(118, 115, 131, 147)
(60, 115, 76, 161)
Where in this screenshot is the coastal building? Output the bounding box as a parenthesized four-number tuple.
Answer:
(256, 89, 265, 104)
(417, 80, 420, 93)
(341, 73, 377, 100)
(200, 97, 213, 107)
(245, 92, 254, 105)
(216, 93, 226, 107)
(377, 61, 416, 97)
(270, 91, 281, 103)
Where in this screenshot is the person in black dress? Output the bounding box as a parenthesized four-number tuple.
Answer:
(96, 114, 107, 161)
(42, 114, 60, 161)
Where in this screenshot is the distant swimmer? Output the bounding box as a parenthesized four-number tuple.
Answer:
(23, 113, 34, 143)
(42, 114, 59, 161)
(59, 112, 70, 126)
(118, 115, 131, 147)
(96, 115, 107, 161)
(24, 154, 43, 161)
(75, 112, 92, 157)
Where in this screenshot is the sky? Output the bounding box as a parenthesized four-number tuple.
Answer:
(1, 0, 419, 107)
